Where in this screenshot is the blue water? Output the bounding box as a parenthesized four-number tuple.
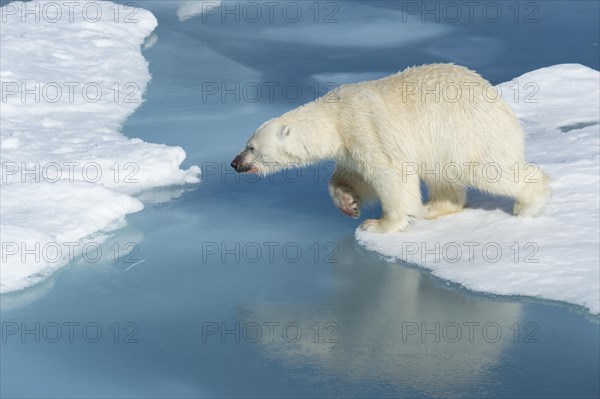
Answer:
(1, 1, 599, 397)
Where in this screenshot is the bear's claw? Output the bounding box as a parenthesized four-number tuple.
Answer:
(330, 185, 361, 219)
(340, 200, 360, 218)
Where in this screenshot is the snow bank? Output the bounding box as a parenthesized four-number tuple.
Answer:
(0, 1, 200, 293)
(357, 64, 600, 314)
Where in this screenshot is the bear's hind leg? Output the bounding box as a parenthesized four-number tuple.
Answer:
(512, 169, 551, 216)
(471, 163, 550, 217)
(424, 182, 466, 220)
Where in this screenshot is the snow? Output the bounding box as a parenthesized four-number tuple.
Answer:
(357, 64, 600, 314)
(0, 1, 200, 293)
(177, 0, 222, 21)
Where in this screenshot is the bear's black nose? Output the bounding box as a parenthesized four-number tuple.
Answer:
(231, 155, 241, 172)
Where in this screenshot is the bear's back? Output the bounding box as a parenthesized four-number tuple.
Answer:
(329, 64, 524, 165)
(389, 63, 486, 86)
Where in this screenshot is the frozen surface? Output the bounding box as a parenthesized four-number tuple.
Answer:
(0, 1, 598, 398)
(357, 64, 600, 314)
(0, 1, 200, 293)
(176, 0, 222, 21)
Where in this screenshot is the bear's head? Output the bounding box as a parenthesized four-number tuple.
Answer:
(231, 117, 309, 175)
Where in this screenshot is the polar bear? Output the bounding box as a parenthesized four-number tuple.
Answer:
(231, 64, 550, 233)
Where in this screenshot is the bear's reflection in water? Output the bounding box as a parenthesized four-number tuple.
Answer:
(239, 238, 522, 396)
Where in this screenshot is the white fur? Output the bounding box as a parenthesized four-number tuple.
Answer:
(234, 64, 550, 233)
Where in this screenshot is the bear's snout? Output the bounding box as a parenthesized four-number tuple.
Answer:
(230, 154, 242, 172)
(231, 153, 257, 173)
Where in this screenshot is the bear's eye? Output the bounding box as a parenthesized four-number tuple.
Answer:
(247, 145, 255, 152)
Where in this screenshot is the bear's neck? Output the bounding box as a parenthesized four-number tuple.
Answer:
(286, 102, 343, 162)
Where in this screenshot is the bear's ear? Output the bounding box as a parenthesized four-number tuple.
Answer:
(277, 125, 291, 139)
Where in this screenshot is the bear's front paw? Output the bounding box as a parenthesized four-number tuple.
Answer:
(359, 218, 410, 233)
(330, 185, 360, 219)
